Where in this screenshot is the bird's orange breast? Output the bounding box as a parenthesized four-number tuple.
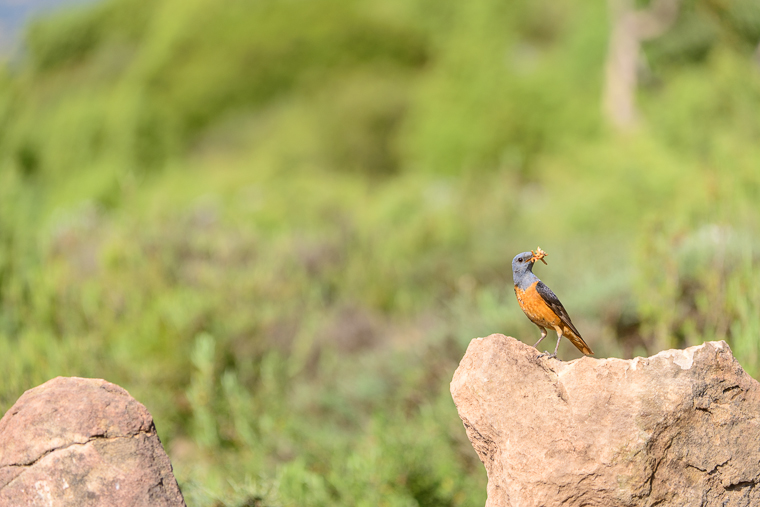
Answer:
(515, 282, 561, 329)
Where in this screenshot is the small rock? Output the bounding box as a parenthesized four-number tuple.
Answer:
(0, 377, 186, 507)
(450, 334, 760, 506)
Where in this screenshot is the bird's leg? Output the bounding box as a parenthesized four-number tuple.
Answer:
(552, 331, 563, 358)
(533, 327, 547, 349)
(536, 327, 554, 358)
(538, 330, 562, 359)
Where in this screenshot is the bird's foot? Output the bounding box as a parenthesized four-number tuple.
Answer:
(537, 351, 557, 359)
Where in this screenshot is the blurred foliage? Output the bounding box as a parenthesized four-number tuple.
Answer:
(1, 0, 760, 505)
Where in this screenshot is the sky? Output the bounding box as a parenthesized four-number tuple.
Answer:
(0, 0, 92, 54)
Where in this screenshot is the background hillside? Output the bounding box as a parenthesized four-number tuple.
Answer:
(1, 0, 760, 505)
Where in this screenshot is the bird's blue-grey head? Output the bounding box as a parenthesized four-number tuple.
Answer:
(512, 251, 537, 288)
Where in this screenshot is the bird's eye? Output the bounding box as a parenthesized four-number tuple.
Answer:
(517, 257, 523, 262)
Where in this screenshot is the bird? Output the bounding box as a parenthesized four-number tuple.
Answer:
(512, 249, 593, 359)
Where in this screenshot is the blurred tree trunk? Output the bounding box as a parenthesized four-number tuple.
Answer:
(603, 0, 680, 130)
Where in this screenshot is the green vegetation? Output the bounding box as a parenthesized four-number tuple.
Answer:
(1, 0, 760, 504)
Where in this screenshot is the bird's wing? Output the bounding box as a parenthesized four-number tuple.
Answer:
(535, 281, 583, 338)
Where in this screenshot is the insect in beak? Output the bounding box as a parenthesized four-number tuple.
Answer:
(530, 247, 548, 265)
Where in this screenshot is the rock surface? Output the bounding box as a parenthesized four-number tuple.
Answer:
(0, 377, 186, 507)
(450, 334, 760, 507)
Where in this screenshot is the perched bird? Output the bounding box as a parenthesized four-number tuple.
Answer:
(512, 249, 593, 359)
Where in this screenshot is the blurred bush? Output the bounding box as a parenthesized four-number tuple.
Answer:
(1, 0, 759, 505)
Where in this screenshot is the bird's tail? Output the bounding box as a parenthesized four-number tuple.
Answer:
(564, 327, 593, 355)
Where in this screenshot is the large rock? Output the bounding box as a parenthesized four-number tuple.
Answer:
(450, 334, 760, 507)
(0, 377, 186, 507)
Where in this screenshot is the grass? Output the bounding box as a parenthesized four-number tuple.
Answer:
(1, 0, 760, 504)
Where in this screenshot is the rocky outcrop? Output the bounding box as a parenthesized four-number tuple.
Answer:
(0, 377, 186, 507)
(450, 334, 760, 507)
